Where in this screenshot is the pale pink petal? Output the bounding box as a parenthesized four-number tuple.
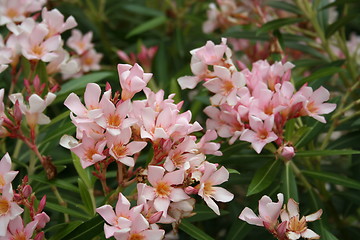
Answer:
(317, 103, 336, 114)
(96, 205, 116, 225)
(211, 187, 233, 202)
(169, 188, 189, 202)
(115, 193, 130, 215)
(131, 214, 149, 233)
(287, 231, 301, 240)
(64, 93, 87, 116)
(84, 83, 101, 108)
(305, 209, 322, 222)
(287, 198, 299, 218)
(142, 229, 165, 240)
(208, 166, 229, 185)
(43, 35, 61, 51)
(147, 166, 165, 186)
(104, 224, 121, 238)
(203, 195, 220, 215)
(251, 140, 267, 154)
(311, 86, 330, 104)
(177, 76, 200, 90)
(163, 170, 184, 185)
(118, 156, 134, 167)
(126, 141, 147, 155)
(301, 228, 320, 239)
(239, 207, 264, 226)
(0, 153, 11, 172)
(240, 130, 257, 143)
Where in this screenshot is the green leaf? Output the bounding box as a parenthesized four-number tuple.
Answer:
(48, 221, 83, 240)
(78, 178, 95, 216)
(303, 170, 360, 190)
(126, 15, 167, 38)
(188, 204, 229, 222)
(321, 0, 359, 9)
(121, 4, 163, 17)
(45, 202, 88, 220)
(65, 215, 104, 240)
(71, 152, 93, 189)
(295, 67, 343, 88)
(228, 169, 241, 175)
(321, 227, 340, 240)
(30, 175, 79, 193)
(179, 219, 214, 240)
(247, 158, 282, 196)
(224, 29, 269, 41)
(36, 61, 49, 87)
(267, 1, 302, 14)
(325, 14, 357, 38)
(295, 121, 324, 149)
(56, 72, 113, 96)
(281, 162, 298, 202)
(226, 220, 251, 240)
(257, 18, 304, 34)
(296, 149, 360, 157)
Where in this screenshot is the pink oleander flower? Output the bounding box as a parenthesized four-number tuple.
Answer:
(197, 130, 222, 156)
(41, 7, 77, 38)
(240, 116, 278, 153)
(96, 193, 144, 238)
(113, 214, 164, 240)
(198, 162, 234, 215)
(0, 184, 23, 236)
(298, 86, 336, 123)
(1, 216, 38, 240)
(0, 36, 12, 73)
(280, 199, 322, 240)
(0, 153, 18, 192)
(203, 65, 245, 106)
(107, 127, 147, 167)
(70, 133, 106, 168)
(280, 145, 295, 160)
(118, 63, 152, 101)
(9, 92, 56, 129)
(46, 49, 80, 77)
(239, 193, 284, 231)
(193, 38, 228, 66)
(139, 166, 189, 217)
(67, 30, 94, 55)
(0, 0, 45, 25)
(79, 48, 102, 73)
(19, 23, 61, 62)
(163, 137, 198, 171)
(33, 212, 50, 229)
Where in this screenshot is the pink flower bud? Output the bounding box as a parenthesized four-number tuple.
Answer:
(148, 211, 163, 224)
(185, 186, 198, 195)
(105, 82, 112, 91)
(34, 231, 44, 240)
(13, 100, 23, 123)
(23, 175, 29, 184)
(281, 146, 295, 160)
(38, 195, 47, 212)
(22, 185, 32, 197)
(33, 75, 41, 92)
(34, 212, 50, 229)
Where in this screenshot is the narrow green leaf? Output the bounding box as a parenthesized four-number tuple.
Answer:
(30, 175, 79, 193)
(296, 149, 360, 157)
(295, 67, 343, 88)
(321, 227, 340, 240)
(267, 1, 302, 14)
(224, 29, 269, 41)
(325, 14, 357, 38)
(65, 215, 104, 240)
(247, 158, 282, 196)
(321, 0, 359, 9)
(295, 121, 324, 148)
(78, 178, 95, 216)
(48, 221, 83, 240)
(56, 72, 113, 95)
(257, 18, 304, 34)
(226, 220, 251, 240)
(281, 162, 298, 202)
(179, 219, 214, 240)
(121, 4, 163, 16)
(228, 169, 241, 175)
(303, 170, 360, 190)
(36, 61, 48, 87)
(188, 204, 229, 222)
(126, 15, 166, 38)
(45, 202, 88, 219)
(40, 110, 70, 131)
(71, 152, 93, 189)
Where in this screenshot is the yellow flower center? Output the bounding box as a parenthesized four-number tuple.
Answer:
(85, 148, 98, 161)
(0, 197, 10, 215)
(288, 215, 307, 233)
(32, 45, 44, 57)
(222, 80, 234, 95)
(155, 181, 171, 197)
(6, 8, 18, 18)
(112, 144, 127, 158)
(107, 114, 121, 127)
(129, 233, 144, 240)
(83, 56, 94, 66)
(203, 182, 214, 196)
(12, 232, 27, 240)
(0, 175, 6, 188)
(306, 101, 318, 114)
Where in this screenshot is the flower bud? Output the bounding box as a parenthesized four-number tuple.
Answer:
(281, 146, 295, 160)
(34, 212, 50, 229)
(34, 231, 44, 240)
(38, 195, 47, 212)
(22, 185, 32, 197)
(148, 211, 163, 224)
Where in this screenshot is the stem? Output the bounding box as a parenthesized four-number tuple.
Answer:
(51, 186, 69, 223)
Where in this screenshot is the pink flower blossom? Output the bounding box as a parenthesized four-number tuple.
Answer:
(96, 193, 144, 239)
(67, 30, 94, 55)
(0, 153, 18, 192)
(78, 49, 102, 73)
(198, 162, 234, 215)
(33, 212, 50, 229)
(280, 198, 322, 240)
(41, 7, 77, 37)
(1, 216, 38, 240)
(0, 0, 45, 25)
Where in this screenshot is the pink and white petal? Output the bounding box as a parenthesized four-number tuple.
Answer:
(37, 113, 51, 125)
(118, 156, 134, 167)
(239, 207, 264, 226)
(104, 224, 121, 238)
(287, 198, 299, 218)
(115, 193, 130, 215)
(280, 209, 290, 222)
(43, 35, 61, 51)
(117, 217, 132, 229)
(177, 76, 200, 90)
(96, 205, 117, 225)
(28, 94, 45, 113)
(24, 220, 38, 238)
(154, 197, 170, 217)
(4, 171, 18, 185)
(287, 231, 301, 240)
(248, 116, 264, 132)
(8, 216, 23, 234)
(316, 103, 336, 114)
(142, 229, 165, 240)
(0, 153, 12, 172)
(163, 169, 184, 185)
(305, 209, 323, 222)
(211, 187, 234, 202)
(214, 65, 230, 81)
(131, 214, 150, 233)
(129, 204, 144, 221)
(208, 166, 229, 185)
(147, 166, 165, 186)
(64, 93, 87, 117)
(137, 183, 155, 202)
(301, 228, 320, 239)
(41, 52, 59, 62)
(239, 129, 257, 143)
(84, 83, 101, 108)
(311, 86, 330, 104)
(169, 188, 189, 202)
(154, 128, 169, 139)
(251, 140, 267, 154)
(126, 141, 147, 155)
(203, 78, 222, 93)
(203, 195, 220, 215)
(0, 216, 11, 236)
(310, 114, 326, 123)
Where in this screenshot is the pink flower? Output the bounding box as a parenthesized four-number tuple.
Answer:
(107, 127, 147, 167)
(0, 184, 23, 236)
(0, 0, 45, 25)
(41, 7, 77, 37)
(67, 30, 94, 55)
(198, 162, 234, 215)
(197, 130, 222, 156)
(33, 212, 50, 229)
(239, 193, 284, 230)
(118, 64, 152, 101)
(96, 193, 144, 238)
(299, 86, 336, 123)
(70, 133, 106, 168)
(280, 198, 322, 240)
(2, 216, 38, 240)
(113, 214, 164, 240)
(280, 146, 295, 160)
(140, 166, 189, 217)
(78, 49, 102, 73)
(0, 153, 18, 192)
(19, 23, 61, 62)
(240, 116, 278, 153)
(193, 38, 227, 65)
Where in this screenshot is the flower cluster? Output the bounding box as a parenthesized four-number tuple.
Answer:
(62, 63, 234, 239)
(0, 153, 50, 240)
(178, 39, 336, 157)
(0, 0, 101, 81)
(239, 193, 322, 240)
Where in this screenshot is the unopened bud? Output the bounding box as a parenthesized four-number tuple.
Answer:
(105, 82, 112, 91)
(22, 185, 32, 198)
(148, 211, 163, 224)
(34, 212, 50, 229)
(281, 146, 295, 161)
(34, 231, 44, 240)
(38, 195, 47, 212)
(13, 100, 23, 123)
(33, 75, 41, 92)
(184, 186, 198, 195)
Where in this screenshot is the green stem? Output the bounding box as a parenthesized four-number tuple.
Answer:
(51, 186, 70, 223)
